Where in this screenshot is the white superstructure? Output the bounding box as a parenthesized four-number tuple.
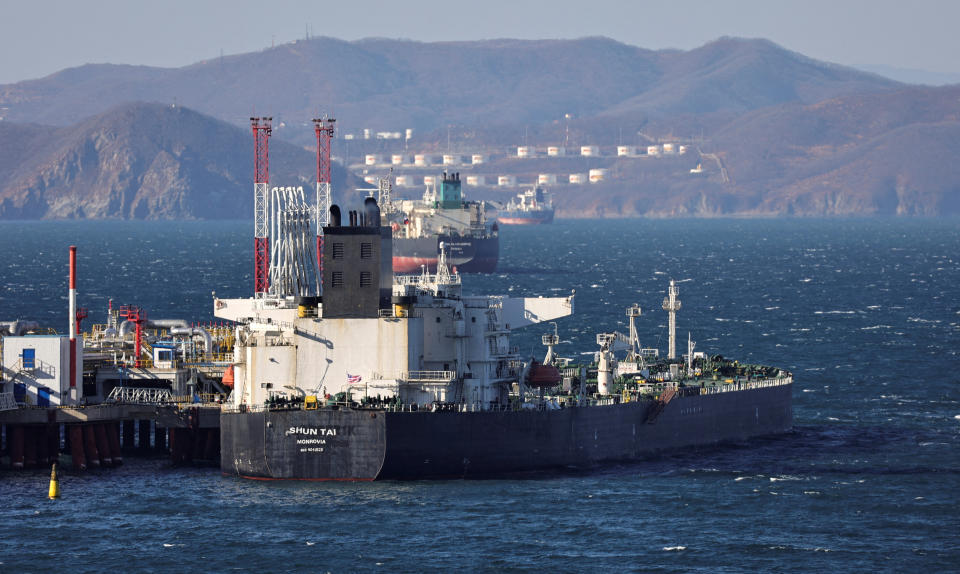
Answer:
(214, 250, 574, 410)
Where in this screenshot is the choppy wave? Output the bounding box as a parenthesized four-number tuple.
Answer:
(2, 218, 960, 573)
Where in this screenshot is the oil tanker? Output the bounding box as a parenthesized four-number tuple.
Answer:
(497, 185, 554, 225)
(381, 172, 497, 273)
(216, 199, 793, 480)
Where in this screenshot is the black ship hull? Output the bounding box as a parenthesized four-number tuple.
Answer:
(393, 234, 498, 274)
(221, 383, 792, 480)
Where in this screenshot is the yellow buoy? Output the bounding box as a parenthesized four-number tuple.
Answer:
(48, 463, 60, 499)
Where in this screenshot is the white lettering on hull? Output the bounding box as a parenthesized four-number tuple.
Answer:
(285, 426, 338, 437)
(287, 427, 340, 454)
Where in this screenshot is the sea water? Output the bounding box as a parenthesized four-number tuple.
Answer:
(0, 218, 958, 573)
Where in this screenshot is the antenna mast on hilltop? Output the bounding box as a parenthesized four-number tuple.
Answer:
(251, 117, 273, 299)
(314, 116, 336, 289)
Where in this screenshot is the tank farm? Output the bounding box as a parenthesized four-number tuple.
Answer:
(0, 116, 328, 474)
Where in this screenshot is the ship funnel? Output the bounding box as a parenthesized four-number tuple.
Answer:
(364, 197, 381, 227)
(329, 205, 341, 227)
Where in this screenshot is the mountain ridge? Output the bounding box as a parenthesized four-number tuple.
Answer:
(1, 36, 957, 218)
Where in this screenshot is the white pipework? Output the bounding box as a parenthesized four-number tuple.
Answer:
(0, 320, 41, 336)
(169, 327, 213, 355)
(119, 319, 189, 338)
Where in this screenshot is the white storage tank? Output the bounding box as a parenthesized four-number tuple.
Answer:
(547, 146, 565, 157)
(569, 173, 586, 184)
(395, 175, 415, 186)
(423, 175, 437, 186)
(405, 128, 414, 140)
(466, 175, 486, 186)
(589, 168, 609, 183)
(647, 145, 660, 156)
(365, 154, 381, 166)
(471, 154, 486, 164)
(391, 154, 408, 165)
(663, 143, 675, 154)
(678, 145, 687, 155)
(617, 146, 636, 157)
(498, 175, 517, 186)
(538, 173, 557, 185)
(581, 145, 599, 157)
(363, 128, 371, 140)
(517, 146, 532, 158)
(442, 154, 461, 166)
(414, 154, 431, 166)
(363, 175, 378, 184)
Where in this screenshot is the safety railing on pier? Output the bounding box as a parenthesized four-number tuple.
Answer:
(0, 392, 18, 411)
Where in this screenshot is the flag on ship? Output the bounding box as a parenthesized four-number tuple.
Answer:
(347, 373, 362, 384)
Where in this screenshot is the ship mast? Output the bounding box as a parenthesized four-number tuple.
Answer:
(251, 117, 272, 299)
(662, 279, 681, 360)
(313, 116, 335, 294)
(625, 303, 642, 363)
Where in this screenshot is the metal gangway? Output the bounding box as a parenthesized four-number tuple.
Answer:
(106, 386, 173, 404)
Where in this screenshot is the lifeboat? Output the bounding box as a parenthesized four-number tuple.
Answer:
(526, 361, 561, 387)
(222, 365, 235, 388)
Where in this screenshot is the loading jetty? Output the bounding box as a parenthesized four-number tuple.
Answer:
(0, 246, 229, 472)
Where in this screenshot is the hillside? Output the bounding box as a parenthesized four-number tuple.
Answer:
(468, 84, 960, 217)
(2, 36, 958, 218)
(0, 103, 361, 219)
(0, 36, 899, 143)
(712, 84, 960, 215)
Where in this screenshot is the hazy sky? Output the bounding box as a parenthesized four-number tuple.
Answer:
(2, 0, 957, 84)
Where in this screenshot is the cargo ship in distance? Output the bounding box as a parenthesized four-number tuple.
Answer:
(497, 185, 554, 225)
(216, 198, 793, 480)
(379, 172, 497, 273)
